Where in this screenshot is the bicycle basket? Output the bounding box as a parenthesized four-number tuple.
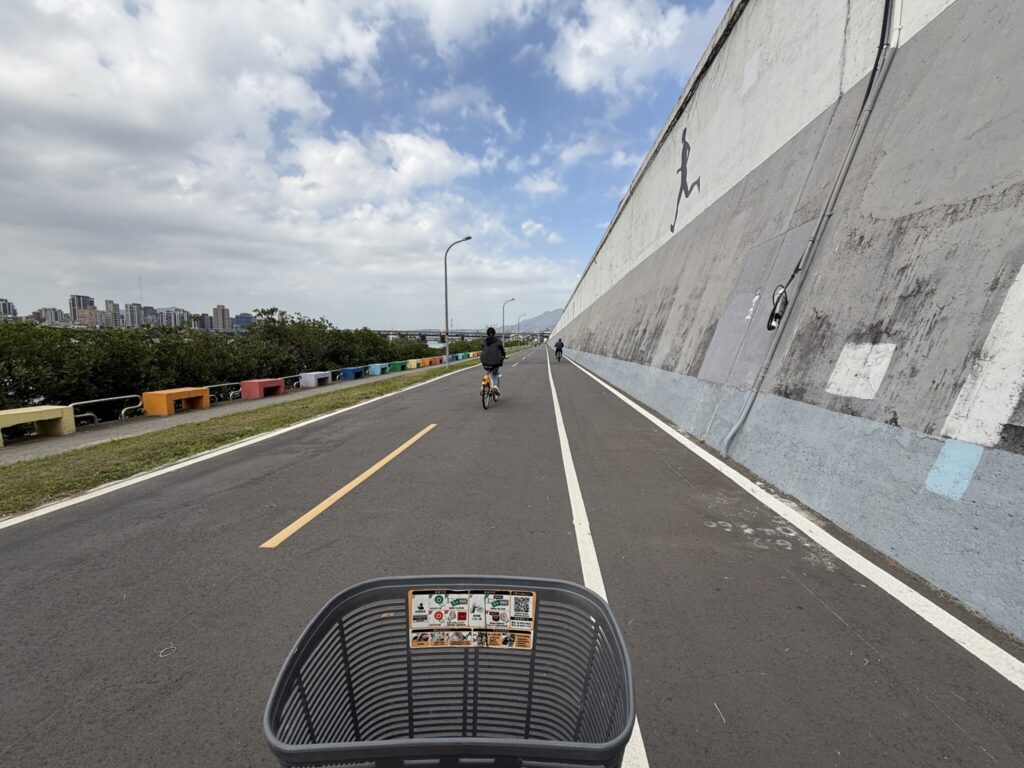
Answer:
(264, 575, 635, 767)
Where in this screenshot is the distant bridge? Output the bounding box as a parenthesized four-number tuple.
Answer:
(371, 329, 544, 342)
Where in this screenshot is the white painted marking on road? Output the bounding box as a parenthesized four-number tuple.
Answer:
(545, 348, 650, 768)
(942, 263, 1024, 446)
(512, 362, 519, 368)
(0, 364, 480, 533)
(564, 355, 1024, 693)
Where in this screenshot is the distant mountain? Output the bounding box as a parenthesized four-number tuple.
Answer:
(514, 309, 562, 333)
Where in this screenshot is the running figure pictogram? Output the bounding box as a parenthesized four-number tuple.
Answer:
(670, 127, 700, 233)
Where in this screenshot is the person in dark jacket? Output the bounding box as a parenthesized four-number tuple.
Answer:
(554, 338, 564, 360)
(480, 327, 507, 394)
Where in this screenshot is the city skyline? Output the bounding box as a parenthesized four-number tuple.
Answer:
(3, 292, 257, 332)
(2, 286, 558, 332)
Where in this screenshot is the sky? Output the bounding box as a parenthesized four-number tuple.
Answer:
(0, 0, 728, 329)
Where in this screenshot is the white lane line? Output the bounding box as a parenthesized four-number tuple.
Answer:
(545, 348, 650, 768)
(0, 364, 480, 533)
(565, 355, 1024, 693)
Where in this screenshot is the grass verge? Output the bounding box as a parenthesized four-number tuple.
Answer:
(0, 357, 487, 518)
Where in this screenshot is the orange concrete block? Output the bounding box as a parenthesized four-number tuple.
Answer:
(142, 387, 210, 417)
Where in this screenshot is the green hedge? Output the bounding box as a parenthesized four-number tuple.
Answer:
(0, 312, 426, 410)
(0, 312, 532, 411)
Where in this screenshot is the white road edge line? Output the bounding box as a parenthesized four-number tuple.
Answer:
(0, 363, 483, 533)
(563, 354, 1024, 693)
(545, 347, 650, 768)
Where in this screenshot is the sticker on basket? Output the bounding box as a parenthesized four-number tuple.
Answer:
(408, 589, 536, 649)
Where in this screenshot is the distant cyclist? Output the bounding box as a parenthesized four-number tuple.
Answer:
(554, 338, 564, 361)
(480, 327, 507, 395)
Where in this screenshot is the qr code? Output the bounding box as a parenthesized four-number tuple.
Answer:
(513, 596, 531, 615)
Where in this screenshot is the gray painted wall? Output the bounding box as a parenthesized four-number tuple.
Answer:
(556, 0, 1024, 638)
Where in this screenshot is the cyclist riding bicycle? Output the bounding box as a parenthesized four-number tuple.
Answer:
(554, 338, 564, 361)
(480, 327, 507, 395)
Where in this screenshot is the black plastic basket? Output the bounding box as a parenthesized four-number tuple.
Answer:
(264, 575, 635, 767)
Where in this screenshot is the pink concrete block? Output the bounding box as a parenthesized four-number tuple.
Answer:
(241, 378, 286, 400)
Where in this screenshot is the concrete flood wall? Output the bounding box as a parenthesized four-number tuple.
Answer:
(553, 0, 1024, 639)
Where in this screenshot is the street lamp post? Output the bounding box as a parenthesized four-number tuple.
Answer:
(444, 236, 472, 367)
(501, 298, 515, 344)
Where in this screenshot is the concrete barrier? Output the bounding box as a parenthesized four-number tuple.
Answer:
(340, 367, 365, 381)
(389, 361, 407, 372)
(550, 0, 1024, 638)
(240, 378, 285, 400)
(142, 387, 210, 417)
(0, 405, 76, 446)
(406, 359, 420, 369)
(419, 357, 433, 367)
(366, 363, 387, 376)
(299, 371, 331, 389)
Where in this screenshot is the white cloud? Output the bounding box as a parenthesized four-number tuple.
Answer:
(610, 148, 644, 168)
(0, 0, 581, 326)
(514, 41, 545, 63)
(522, 219, 545, 237)
(548, 0, 728, 96)
(397, 0, 547, 61)
(481, 145, 504, 172)
(506, 156, 524, 173)
(516, 173, 566, 197)
(546, 231, 564, 244)
(278, 131, 479, 209)
(559, 135, 606, 167)
(418, 83, 517, 136)
(550, 134, 643, 170)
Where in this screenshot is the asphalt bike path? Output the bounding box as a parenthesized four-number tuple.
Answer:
(1, 346, 1021, 765)
(0, 348, 581, 766)
(548, 350, 1024, 767)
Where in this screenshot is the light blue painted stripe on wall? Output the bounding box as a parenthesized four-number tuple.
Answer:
(926, 439, 984, 501)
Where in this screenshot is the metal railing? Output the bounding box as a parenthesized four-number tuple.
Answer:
(63, 359, 439, 427)
(207, 382, 242, 402)
(71, 394, 143, 424)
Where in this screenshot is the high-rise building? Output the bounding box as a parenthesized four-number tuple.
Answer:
(142, 306, 157, 325)
(0, 298, 17, 318)
(197, 313, 213, 330)
(68, 295, 95, 323)
(34, 307, 68, 325)
(103, 300, 122, 327)
(213, 304, 230, 331)
(124, 303, 143, 328)
(233, 312, 255, 331)
(76, 307, 100, 328)
(156, 307, 191, 327)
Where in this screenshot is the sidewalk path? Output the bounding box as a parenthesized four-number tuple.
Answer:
(0, 361, 474, 467)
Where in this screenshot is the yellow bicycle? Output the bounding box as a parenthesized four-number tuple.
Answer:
(480, 368, 499, 409)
